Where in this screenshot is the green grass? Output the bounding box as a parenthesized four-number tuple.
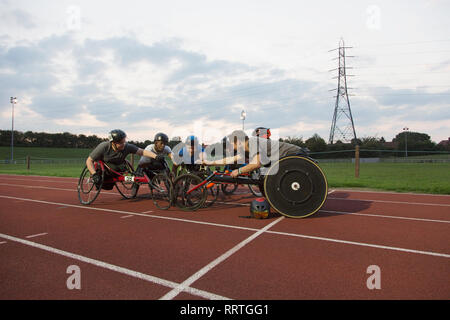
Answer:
(0, 146, 92, 160)
(320, 162, 450, 194)
(0, 146, 449, 194)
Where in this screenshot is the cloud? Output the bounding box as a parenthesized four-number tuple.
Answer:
(0, 32, 449, 143)
(0, 8, 36, 30)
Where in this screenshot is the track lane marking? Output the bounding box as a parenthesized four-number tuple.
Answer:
(1, 194, 449, 259)
(1, 182, 449, 207)
(332, 188, 450, 197)
(0, 195, 258, 232)
(25, 232, 48, 239)
(120, 215, 134, 219)
(159, 217, 285, 300)
(320, 210, 450, 224)
(0, 183, 118, 196)
(327, 197, 450, 207)
(266, 230, 450, 258)
(0, 232, 230, 300)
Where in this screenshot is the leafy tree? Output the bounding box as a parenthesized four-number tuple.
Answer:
(305, 134, 327, 153)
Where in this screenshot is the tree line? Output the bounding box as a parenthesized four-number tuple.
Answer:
(0, 130, 181, 150)
(281, 131, 449, 158)
(1, 129, 448, 158)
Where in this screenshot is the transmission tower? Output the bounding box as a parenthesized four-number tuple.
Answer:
(328, 38, 357, 144)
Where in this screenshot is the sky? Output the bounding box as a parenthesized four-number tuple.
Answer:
(0, 0, 449, 144)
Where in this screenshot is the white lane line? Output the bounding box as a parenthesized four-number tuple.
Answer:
(215, 201, 249, 206)
(266, 230, 450, 258)
(0, 241, 7, 245)
(327, 197, 450, 207)
(25, 232, 48, 239)
(328, 189, 336, 195)
(2, 182, 449, 208)
(0, 174, 78, 180)
(0, 232, 229, 300)
(0, 177, 77, 184)
(333, 189, 450, 197)
(1, 194, 449, 259)
(159, 217, 285, 300)
(0, 195, 258, 233)
(120, 215, 134, 219)
(141, 210, 153, 214)
(320, 210, 450, 224)
(0, 183, 117, 196)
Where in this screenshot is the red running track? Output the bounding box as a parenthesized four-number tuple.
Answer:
(0, 174, 449, 300)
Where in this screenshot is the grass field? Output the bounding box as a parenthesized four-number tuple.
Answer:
(1, 146, 449, 194)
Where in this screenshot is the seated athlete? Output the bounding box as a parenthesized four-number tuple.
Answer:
(135, 132, 176, 179)
(86, 129, 163, 189)
(172, 135, 206, 173)
(205, 130, 308, 178)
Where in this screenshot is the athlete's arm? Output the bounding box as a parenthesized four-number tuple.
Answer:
(86, 156, 97, 175)
(204, 154, 241, 166)
(230, 154, 261, 178)
(136, 148, 158, 159)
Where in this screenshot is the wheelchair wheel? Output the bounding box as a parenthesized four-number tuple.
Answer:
(77, 165, 104, 205)
(204, 183, 220, 207)
(248, 169, 263, 196)
(173, 174, 207, 211)
(115, 180, 136, 199)
(150, 173, 173, 210)
(115, 160, 137, 199)
(263, 156, 328, 218)
(221, 183, 238, 195)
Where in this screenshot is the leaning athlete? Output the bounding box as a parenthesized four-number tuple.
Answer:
(205, 130, 308, 178)
(86, 129, 163, 189)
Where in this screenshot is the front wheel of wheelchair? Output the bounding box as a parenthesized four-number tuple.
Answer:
(221, 183, 238, 195)
(77, 166, 104, 205)
(150, 173, 173, 210)
(172, 173, 207, 211)
(115, 160, 137, 199)
(263, 156, 328, 218)
(204, 183, 220, 208)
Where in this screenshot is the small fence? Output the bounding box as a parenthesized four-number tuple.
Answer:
(1, 150, 449, 178)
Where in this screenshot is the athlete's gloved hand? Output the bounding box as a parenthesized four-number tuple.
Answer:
(91, 172, 102, 185)
(155, 154, 165, 162)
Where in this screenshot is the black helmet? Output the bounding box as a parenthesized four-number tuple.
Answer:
(249, 197, 271, 219)
(154, 132, 169, 144)
(109, 129, 127, 142)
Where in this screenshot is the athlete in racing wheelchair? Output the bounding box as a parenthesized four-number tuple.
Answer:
(203, 130, 328, 218)
(86, 129, 164, 190)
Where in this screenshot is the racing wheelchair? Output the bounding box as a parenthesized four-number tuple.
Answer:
(77, 159, 172, 209)
(172, 155, 328, 218)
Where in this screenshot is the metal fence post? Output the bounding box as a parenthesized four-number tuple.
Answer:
(27, 155, 30, 170)
(355, 145, 360, 178)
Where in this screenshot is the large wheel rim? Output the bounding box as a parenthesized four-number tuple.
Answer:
(263, 156, 328, 218)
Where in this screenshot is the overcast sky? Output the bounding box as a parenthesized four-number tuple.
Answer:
(0, 0, 449, 144)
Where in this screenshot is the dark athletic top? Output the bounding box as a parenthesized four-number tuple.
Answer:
(247, 137, 304, 164)
(89, 141, 139, 165)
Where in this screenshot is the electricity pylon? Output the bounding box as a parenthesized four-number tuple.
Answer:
(328, 39, 357, 144)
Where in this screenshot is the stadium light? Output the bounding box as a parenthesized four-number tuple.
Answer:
(240, 109, 246, 130)
(403, 127, 409, 158)
(10, 97, 17, 163)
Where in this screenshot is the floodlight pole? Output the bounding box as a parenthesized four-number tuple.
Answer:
(403, 127, 409, 158)
(10, 97, 17, 163)
(240, 110, 246, 130)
